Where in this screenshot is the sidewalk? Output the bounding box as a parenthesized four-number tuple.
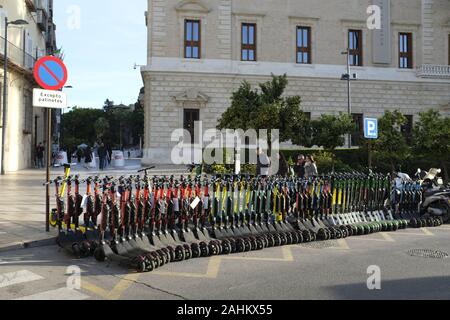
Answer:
(0, 161, 188, 252)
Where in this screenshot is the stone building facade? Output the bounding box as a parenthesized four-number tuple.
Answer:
(141, 0, 450, 165)
(0, 0, 57, 172)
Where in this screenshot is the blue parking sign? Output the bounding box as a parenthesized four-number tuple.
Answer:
(364, 118, 378, 139)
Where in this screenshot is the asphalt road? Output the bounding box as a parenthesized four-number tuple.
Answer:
(1, 226, 449, 300)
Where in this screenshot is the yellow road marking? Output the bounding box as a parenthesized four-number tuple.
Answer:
(151, 256, 222, 279)
(82, 273, 141, 300)
(380, 232, 395, 242)
(336, 238, 350, 249)
(421, 228, 434, 236)
(223, 246, 294, 262)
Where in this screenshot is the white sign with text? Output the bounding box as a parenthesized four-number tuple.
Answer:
(33, 89, 67, 109)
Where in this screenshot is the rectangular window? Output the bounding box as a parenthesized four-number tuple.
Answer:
(401, 115, 413, 143)
(351, 113, 364, 146)
(241, 23, 257, 61)
(183, 108, 200, 144)
(399, 33, 413, 69)
(184, 20, 201, 59)
(23, 90, 33, 134)
(348, 30, 363, 66)
(296, 26, 311, 64)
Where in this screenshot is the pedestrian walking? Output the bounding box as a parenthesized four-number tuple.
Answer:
(76, 147, 83, 164)
(36, 142, 45, 168)
(294, 154, 306, 178)
(256, 148, 271, 177)
(304, 155, 318, 178)
(98, 143, 107, 170)
(107, 146, 112, 165)
(276, 152, 289, 177)
(84, 146, 92, 169)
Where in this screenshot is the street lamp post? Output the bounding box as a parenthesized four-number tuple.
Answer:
(341, 50, 352, 149)
(1, 18, 28, 175)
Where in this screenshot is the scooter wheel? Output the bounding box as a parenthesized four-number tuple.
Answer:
(290, 232, 299, 244)
(208, 242, 220, 256)
(296, 232, 304, 243)
(94, 247, 106, 262)
(221, 241, 232, 255)
(243, 239, 251, 252)
(136, 259, 147, 273)
(267, 234, 275, 248)
(191, 243, 201, 258)
(236, 239, 245, 253)
(256, 238, 264, 250)
(175, 246, 185, 261)
(317, 229, 328, 241)
(72, 243, 82, 258)
(301, 231, 311, 242)
(167, 247, 176, 262)
(200, 242, 209, 257)
(145, 259, 154, 272)
(273, 234, 282, 246)
(183, 244, 192, 259)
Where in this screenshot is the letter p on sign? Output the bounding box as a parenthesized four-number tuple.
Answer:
(364, 118, 378, 139)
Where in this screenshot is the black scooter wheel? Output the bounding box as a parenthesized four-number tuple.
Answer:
(256, 238, 264, 250)
(235, 239, 245, 252)
(200, 242, 210, 257)
(147, 252, 160, 268)
(183, 244, 192, 259)
(72, 243, 82, 258)
(94, 247, 106, 262)
(136, 259, 147, 273)
(191, 243, 201, 258)
(244, 239, 251, 252)
(208, 242, 220, 256)
(221, 241, 232, 255)
(145, 259, 154, 272)
(167, 246, 176, 262)
(175, 246, 185, 261)
(273, 234, 281, 246)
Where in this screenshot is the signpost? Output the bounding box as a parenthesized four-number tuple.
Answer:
(364, 118, 378, 169)
(33, 56, 68, 232)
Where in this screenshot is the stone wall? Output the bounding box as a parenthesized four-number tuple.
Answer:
(142, 71, 450, 164)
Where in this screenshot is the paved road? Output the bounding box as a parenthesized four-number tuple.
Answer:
(0, 226, 449, 300)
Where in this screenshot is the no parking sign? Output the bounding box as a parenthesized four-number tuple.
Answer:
(33, 56, 68, 108)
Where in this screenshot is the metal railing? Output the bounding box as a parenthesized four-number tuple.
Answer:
(416, 64, 450, 79)
(0, 36, 38, 71)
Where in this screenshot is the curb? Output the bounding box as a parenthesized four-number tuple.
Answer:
(0, 237, 57, 253)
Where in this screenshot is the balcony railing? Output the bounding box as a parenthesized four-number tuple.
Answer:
(0, 36, 39, 72)
(416, 64, 450, 79)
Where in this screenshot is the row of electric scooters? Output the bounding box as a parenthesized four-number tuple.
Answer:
(48, 168, 443, 272)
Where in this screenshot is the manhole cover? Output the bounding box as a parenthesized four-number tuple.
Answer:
(407, 249, 448, 259)
(300, 240, 338, 249)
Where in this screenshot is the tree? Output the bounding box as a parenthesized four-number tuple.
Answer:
(61, 107, 105, 151)
(373, 110, 410, 172)
(413, 109, 450, 180)
(94, 117, 110, 139)
(218, 74, 310, 145)
(311, 113, 353, 169)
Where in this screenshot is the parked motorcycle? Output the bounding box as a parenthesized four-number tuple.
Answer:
(416, 168, 450, 224)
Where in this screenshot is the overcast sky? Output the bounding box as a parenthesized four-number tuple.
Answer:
(54, 0, 147, 109)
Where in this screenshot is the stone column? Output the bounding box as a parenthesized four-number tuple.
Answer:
(421, 0, 434, 65)
(217, 0, 232, 60)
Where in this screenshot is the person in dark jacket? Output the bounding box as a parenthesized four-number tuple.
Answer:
(294, 154, 306, 178)
(84, 146, 92, 168)
(277, 152, 289, 177)
(98, 143, 107, 170)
